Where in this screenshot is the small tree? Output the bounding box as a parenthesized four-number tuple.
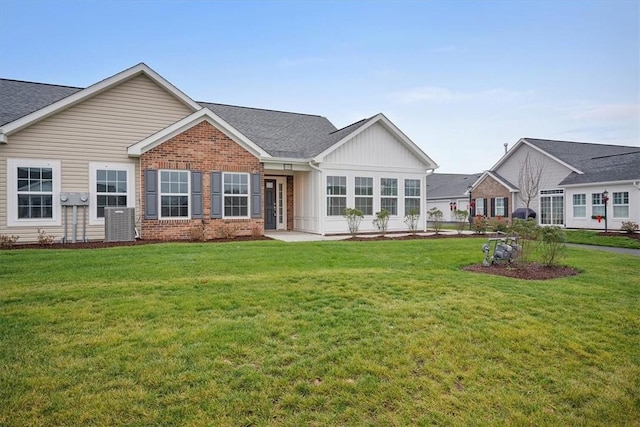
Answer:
(539, 226, 567, 267)
(404, 208, 420, 235)
(427, 207, 444, 234)
(472, 215, 489, 234)
(518, 152, 546, 217)
(343, 208, 364, 237)
(453, 209, 468, 234)
(373, 210, 390, 236)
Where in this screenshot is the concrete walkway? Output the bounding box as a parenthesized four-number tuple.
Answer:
(566, 243, 640, 257)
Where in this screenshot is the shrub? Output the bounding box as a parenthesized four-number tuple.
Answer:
(219, 223, 239, 239)
(0, 234, 19, 249)
(343, 208, 364, 237)
(539, 226, 567, 267)
(427, 207, 444, 234)
(404, 208, 420, 235)
(189, 220, 207, 242)
(37, 228, 54, 245)
(620, 221, 639, 234)
(471, 215, 488, 234)
(373, 210, 390, 236)
(509, 218, 540, 264)
(453, 209, 468, 234)
(489, 216, 508, 233)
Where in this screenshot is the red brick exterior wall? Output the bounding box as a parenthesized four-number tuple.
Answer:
(473, 175, 513, 219)
(140, 120, 264, 240)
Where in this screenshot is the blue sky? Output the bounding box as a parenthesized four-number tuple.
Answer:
(1, 0, 638, 173)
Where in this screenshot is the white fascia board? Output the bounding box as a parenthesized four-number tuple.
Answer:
(319, 162, 428, 174)
(561, 179, 638, 188)
(312, 113, 439, 170)
(0, 133, 7, 144)
(127, 108, 269, 158)
(1, 63, 201, 138)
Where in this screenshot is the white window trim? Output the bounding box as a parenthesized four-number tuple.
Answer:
(159, 169, 191, 220)
(7, 158, 61, 227)
(404, 179, 421, 215)
(327, 176, 347, 217)
(612, 191, 630, 219)
(495, 197, 506, 217)
(89, 162, 136, 225)
(572, 193, 587, 218)
(222, 172, 250, 219)
(381, 178, 398, 216)
(476, 198, 485, 216)
(355, 176, 374, 216)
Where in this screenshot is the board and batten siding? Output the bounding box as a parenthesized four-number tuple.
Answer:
(323, 122, 427, 171)
(1, 74, 194, 242)
(293, 170, 321, 233)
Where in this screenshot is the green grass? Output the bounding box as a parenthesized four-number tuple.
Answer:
(565, 229, 640, 249)
(1, 239, 639, 426)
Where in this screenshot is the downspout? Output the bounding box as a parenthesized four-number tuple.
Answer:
(308, 161, 325, 235)
(0, 132, 7, 144)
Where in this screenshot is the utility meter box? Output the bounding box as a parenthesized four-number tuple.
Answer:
(60, 192, 90, 206)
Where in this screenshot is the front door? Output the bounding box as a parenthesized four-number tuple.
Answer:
(264, 179, 277, 230)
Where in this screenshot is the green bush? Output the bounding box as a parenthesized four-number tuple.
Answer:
(372, 210, 390, 235)
(508, 218, 540, 264)
(453, 209, 468, 234)
(404, 208, 420, 235)
(620, 221, 639, 234)
(539, 226, 567, 267)
(427, 207, 444, 234)
(344, 208, 364, 237)
(471, 216, 488, 234)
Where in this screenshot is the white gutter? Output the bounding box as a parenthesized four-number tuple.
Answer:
(0, 133, 7, 144)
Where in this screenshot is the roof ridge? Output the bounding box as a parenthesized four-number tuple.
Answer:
(329, 118, 369, 135)
(199, 101, 325, 118)
(524, 137, 639, 150)
(591, 150, 640, 160)
(0, 78, 83, 90)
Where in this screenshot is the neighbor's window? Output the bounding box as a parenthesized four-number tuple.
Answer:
(613, 192, 629, 218)
(354, 177, 373, 215)
(495, 197, 506, 217)
(381, 178, 398, 215)
(96, 170, 127, 217)
(327, 176, 347, 216)
(475, 198, 485, 216)
(592, 193, 605, 217)
(404, 179, 421, 215)
(224, 173, 249, 217)
(17, 166, 53, 219)
(572, 194, 586, 218)
(160, 170, 189, 218)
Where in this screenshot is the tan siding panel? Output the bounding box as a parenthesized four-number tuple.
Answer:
(1, 74, 193, 242)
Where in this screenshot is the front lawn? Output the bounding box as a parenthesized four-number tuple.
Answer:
(1, 239, 638, 425)
(565, 229, 640, 249)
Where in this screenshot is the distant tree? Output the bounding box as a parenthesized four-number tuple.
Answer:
(518, 152, 545, 217)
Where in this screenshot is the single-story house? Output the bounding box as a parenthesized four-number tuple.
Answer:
(470, 138, 640, 229)
(0, 63, 438, 243)
(425, 173, 482, 221)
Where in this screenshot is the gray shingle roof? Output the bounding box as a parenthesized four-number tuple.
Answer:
(523, 138, 640, 185)
(199, 102, 339, 158)
(427, 173, 483, 199)
(0, 79, 82, 126)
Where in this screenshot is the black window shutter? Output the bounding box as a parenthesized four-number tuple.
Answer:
(192, 171, 203, 218)
(490, 198, 495, 217)
(504, 197, 509, 217)
(211, 172, 222, 219)
(251, 173, 261, 218)
(145, 169, 158, 219)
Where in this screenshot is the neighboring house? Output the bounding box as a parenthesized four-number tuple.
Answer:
(0, 63, 438, 243)
(470, 138, 640, 230)
(426, 173, 482, 221)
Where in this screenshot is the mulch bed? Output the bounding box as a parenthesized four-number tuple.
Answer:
(463, 262, 579, 280)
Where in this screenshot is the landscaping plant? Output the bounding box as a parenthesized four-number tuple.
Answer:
(404, 208, 420, 235)
(343, 207, 364, 237)
(538, 226, 567, 267)
(372, 209, 390, 236)
(426, 207, 443, 234)
(453, 209, 468, 234)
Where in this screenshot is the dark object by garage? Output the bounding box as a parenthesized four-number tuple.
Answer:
(512, 208, 536, 219)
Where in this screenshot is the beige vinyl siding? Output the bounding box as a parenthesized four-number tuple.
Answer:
(324, 122, 426, 171)
(1, 74, 194, 242)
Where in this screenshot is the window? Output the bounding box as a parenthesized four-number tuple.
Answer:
(592, 193, 605, 217)
(90, 162, 135, 223)
(381, 178, 398, 215)
(224, 173, 249, 217)
(495, 197, 505, 217)
(404, 179, 421, 215)
(160, 170, 189, 218)
(572, 194, 586, 218)
(355, 177, 373, 215)
(540, 189, 564, 225)
(327, 176, 347, 216)
(8, 159, 60, 226)
(475, 198, 485, 216)
(613, 192, 629, 218)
